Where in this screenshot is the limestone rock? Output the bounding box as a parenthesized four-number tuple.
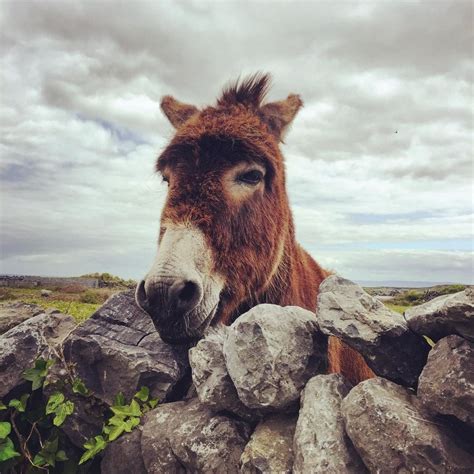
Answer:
(41, 289, 53, 297)
(63, 291, 190, 405)
(190, 325, 258, 420)
(240, 414, 296, 474)
(0, 311, 76, 397)
(101, 429, 147, 474)
(317, 275, 430, 387)
(405, 288, 474, 342)
(342, 377, 474, 473)
(141, 398, 250, 473)
(293, 374, 367, 473)
(224, 304, 327, 411)
(0, 302, 45, 335)
(418, 335, 474, 427)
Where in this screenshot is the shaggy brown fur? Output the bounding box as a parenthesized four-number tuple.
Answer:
(158, 73, 374, 385)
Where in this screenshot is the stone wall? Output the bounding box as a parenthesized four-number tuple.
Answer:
(1, 277, 472, 473)
(0, 274, 99, 289)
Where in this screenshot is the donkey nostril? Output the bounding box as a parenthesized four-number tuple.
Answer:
(169, 279, 201, 312)
(179, 281, 198, 302)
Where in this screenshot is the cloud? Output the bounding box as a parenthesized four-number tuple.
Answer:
(0, 0, 472, 283)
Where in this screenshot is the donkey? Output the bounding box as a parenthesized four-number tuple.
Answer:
(136, 73, 373, 384)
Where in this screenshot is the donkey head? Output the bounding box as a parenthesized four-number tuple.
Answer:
(136, 74, 303, 344)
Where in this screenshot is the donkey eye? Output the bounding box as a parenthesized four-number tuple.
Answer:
(162, 175, 169, 185)
(237, 170, 264, 185)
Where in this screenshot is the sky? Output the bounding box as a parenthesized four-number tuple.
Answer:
(0, 0, 472, 285)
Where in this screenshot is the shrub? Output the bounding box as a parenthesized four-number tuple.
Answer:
(59, 285, 87, 294)
(79, 291, 102, 304)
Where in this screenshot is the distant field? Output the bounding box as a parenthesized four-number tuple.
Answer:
(1, 282, 467, 324)
(0, 286, 120, 323)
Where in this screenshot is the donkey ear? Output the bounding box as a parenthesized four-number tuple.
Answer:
(160, 96, 198, 128)
(259, 94, 303, 141)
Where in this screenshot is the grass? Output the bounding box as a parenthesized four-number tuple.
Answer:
(385, 303, 410, 314)
(0, 287, 117, 323)
(22, 298, 100, 323)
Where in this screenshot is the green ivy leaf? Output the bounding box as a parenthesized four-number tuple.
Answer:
(53, 400, 74, 427)
(124, 417, 140, 431)
(110, 399, 141, 418)
(113, 392, 126, 407)
(134, 386, 149, 402)
(8, 393, 30, 413)
(79, 435, 107, 465)
(72, 378, 89, 396)
(0, 401, 7, 411)
(107, 414, 126, 427)
(46, 392, 65, 415)
(107, 424, 125, 442)
(23, 358, 54, 390)
(56, 450, 68, 462)
(0, 422, 11, 439)
(0, 437, 20, 462)
(33, 437, 66, 467)
(148, 398, 159, 409)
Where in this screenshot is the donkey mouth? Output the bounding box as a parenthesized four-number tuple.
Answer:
(150, 300, 220, 346)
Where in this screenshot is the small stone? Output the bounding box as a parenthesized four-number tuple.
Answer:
(405, 288, 474, 342)
(240, 414, 296, 474)
(418, 335, 474, 427)
(41, 289, 53, 297)
(316, 275, 430, 387)
(141, 398, 250, 474)
(189, 325, 258, 420)
(342, 377, 474, 473)
(223, 304, 327, 411)
(293, 374, 367, 473)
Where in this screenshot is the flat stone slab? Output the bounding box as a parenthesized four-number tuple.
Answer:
(63, 291, 189, 405)
(405, 287, 474, 342)
(317, 275, 430, 387)
(418, 335, 474, 427)
(293, 374, 367, 473)
(342, 377, 474, 473)
(223, 304, 327, 411)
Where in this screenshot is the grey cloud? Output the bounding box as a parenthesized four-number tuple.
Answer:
(0, 1, 472, 282)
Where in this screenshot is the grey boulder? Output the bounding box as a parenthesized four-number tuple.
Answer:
(63, 291, 190, 405)
(293, 374, 367, 473)
(342, 377, 474, 473)
(0, 311, 76, 397)
(101, 428, 147, 474)
(317, 275, 430, 387)
(240, 414, 296, 474)
(405, 287, 474, 342)
(141, 398, 250, 473)
(224, 304, 327, 411)
(189, 325, 258, 420)
(418, 335, 474, 427)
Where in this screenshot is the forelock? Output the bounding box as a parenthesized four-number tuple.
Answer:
(217, 72, 271, 109)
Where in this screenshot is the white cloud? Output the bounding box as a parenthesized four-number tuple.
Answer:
(0, 0, 472, 283)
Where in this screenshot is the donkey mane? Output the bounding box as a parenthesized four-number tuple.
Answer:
(217, 72, 271, 108)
